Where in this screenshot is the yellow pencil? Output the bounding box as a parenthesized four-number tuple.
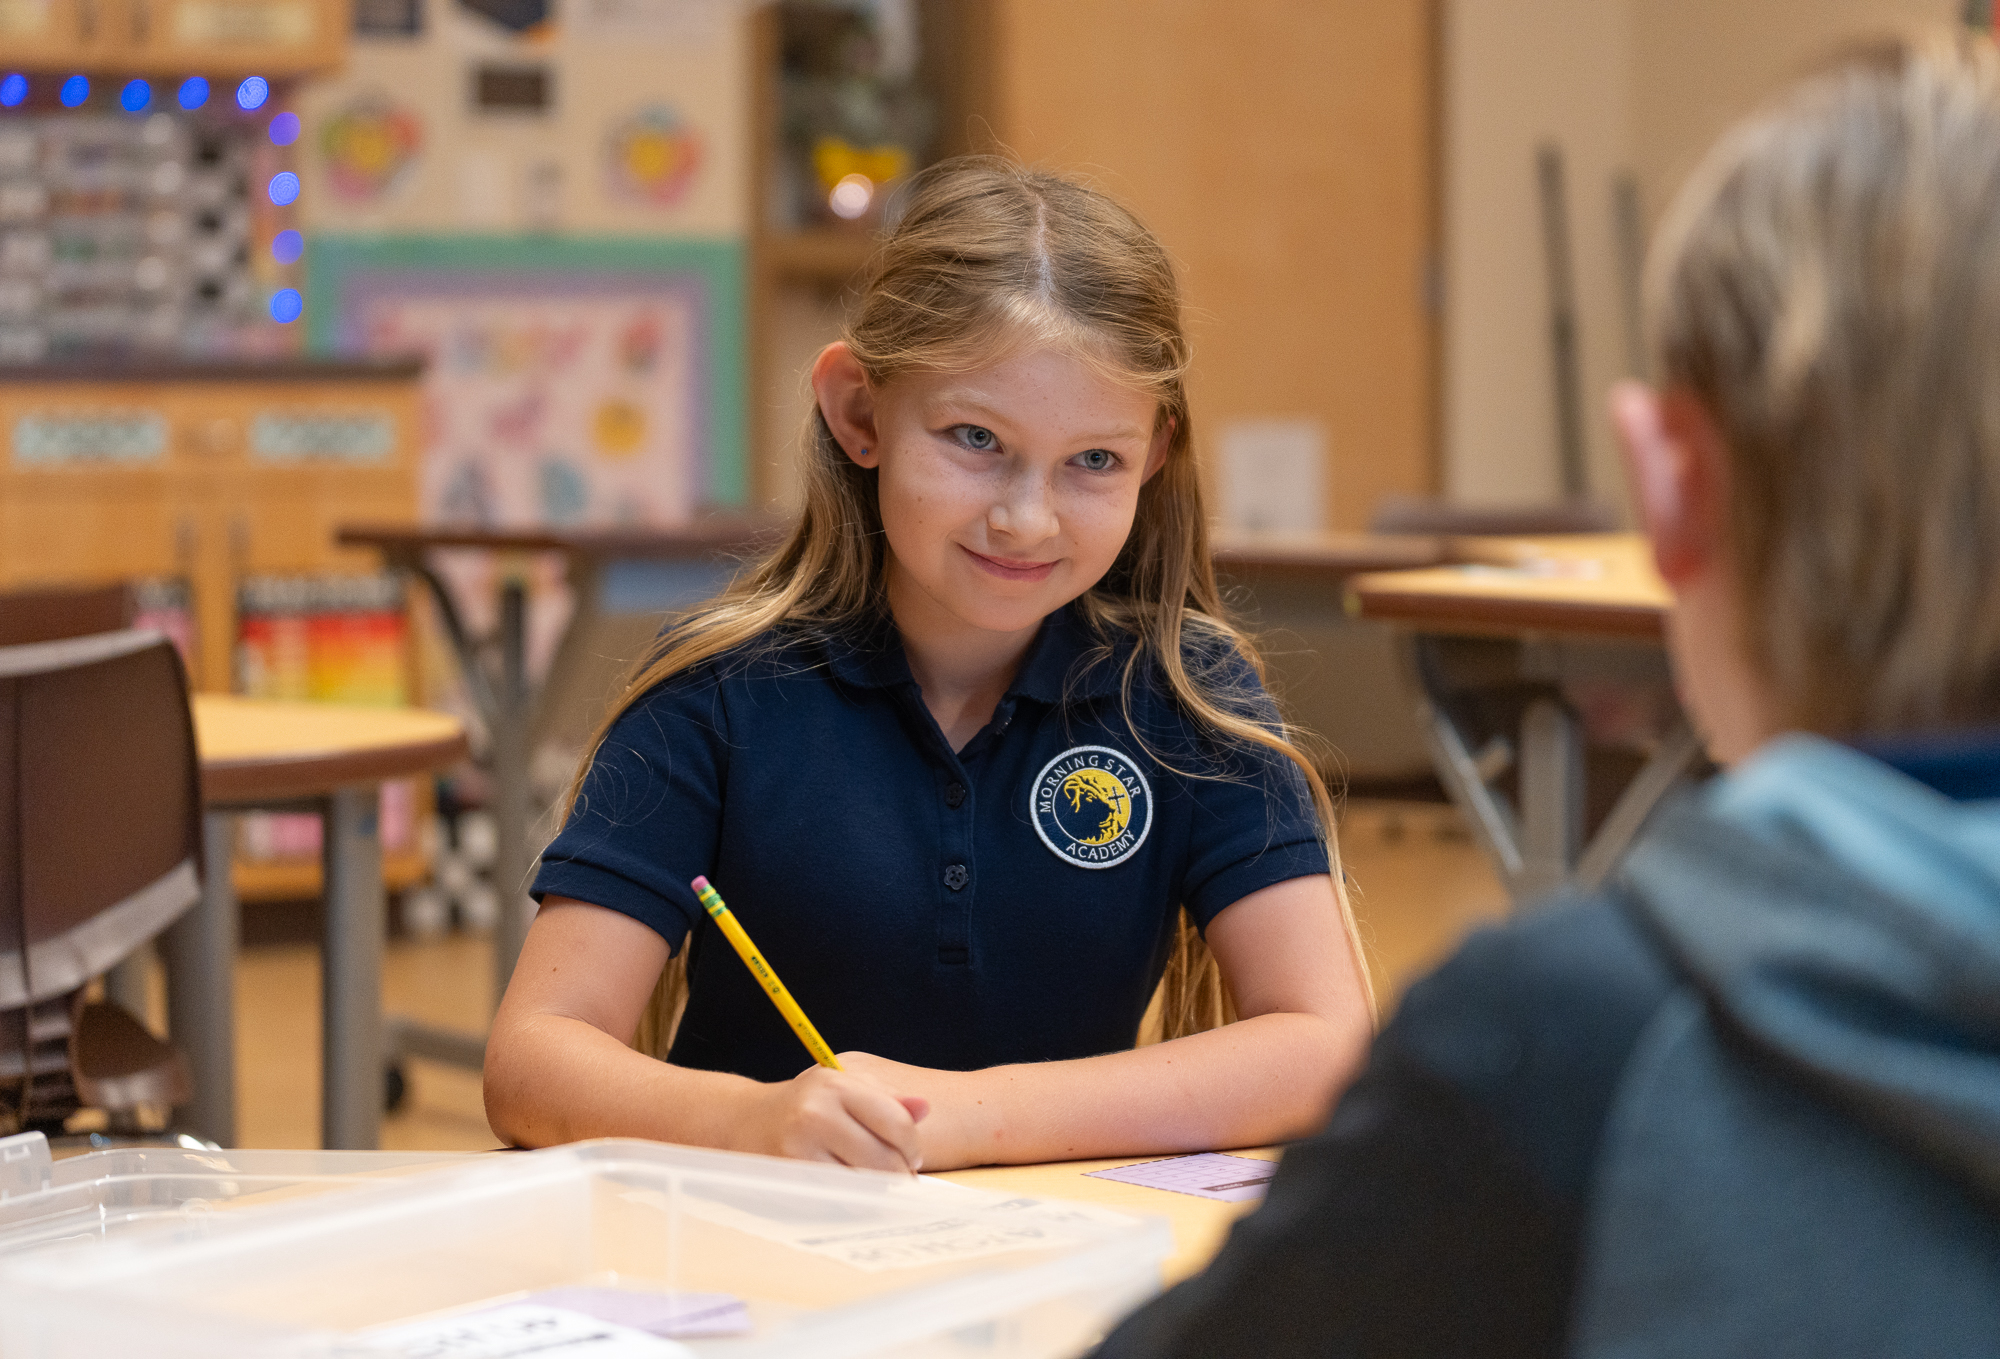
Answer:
(690, 875, 842, 1071)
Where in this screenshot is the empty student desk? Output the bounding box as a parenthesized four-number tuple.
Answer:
(175, 696, 467, 1150)
(1347, 534, 1701, 902)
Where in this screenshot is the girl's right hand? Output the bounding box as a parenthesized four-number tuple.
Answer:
(738, 1064, 930, 1172)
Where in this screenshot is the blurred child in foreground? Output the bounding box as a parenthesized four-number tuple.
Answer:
(1097, 29, 2000, 1359)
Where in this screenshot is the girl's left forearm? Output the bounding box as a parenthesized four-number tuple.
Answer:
(928, 1010, 1368, 1168)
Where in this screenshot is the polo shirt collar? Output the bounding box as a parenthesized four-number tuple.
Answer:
(1006, 603, 1123, 705)
(820, 602, 1125, 704)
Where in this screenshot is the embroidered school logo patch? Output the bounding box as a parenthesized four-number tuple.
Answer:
(1031, 744, 1153, 869)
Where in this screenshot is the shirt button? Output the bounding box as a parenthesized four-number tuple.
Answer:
(943, 862, 970, 891)
(945, 781, 967, 809)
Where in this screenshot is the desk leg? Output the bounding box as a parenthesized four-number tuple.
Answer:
(1517, 696, 1583, 901)
(322, 786, 384, 1151)
(491, 579, 532, 1003)
(1572, 716, 1703, 889)
(1414, 687, 1525, 888)
(163, 811, 238, 1147)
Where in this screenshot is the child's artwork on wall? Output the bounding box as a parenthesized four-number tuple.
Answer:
(377, 292, 698, 525)
(605, 105, 704, 207)
(308, 235, 746, 525)
(296, 1, 747, 236)
(320, 94, 426, 204)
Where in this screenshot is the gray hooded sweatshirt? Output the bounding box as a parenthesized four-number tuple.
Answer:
(1575, 735, 2000, 1356)
(1095, 732, 2000, 1359)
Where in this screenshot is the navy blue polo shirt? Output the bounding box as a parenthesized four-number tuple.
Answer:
(531, 603, 1330, 1082)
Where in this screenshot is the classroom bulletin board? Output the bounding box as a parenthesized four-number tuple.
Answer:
(296, 0, 753, 525)
(307, 235, 747, 523)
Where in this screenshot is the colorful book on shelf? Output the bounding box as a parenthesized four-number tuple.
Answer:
(234, 574, 421, 870)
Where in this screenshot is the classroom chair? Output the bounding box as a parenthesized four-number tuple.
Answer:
(0, 582, 135, 649)
(0, 630, 202, 1136)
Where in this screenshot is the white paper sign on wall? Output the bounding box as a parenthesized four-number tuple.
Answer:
(1218, 417, 1327, 533)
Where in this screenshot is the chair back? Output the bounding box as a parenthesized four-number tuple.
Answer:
(0, 584, 134, 649)
(0, 632, 202, 1120)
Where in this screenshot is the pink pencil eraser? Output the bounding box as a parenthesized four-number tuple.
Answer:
(691, 876, 710, 892)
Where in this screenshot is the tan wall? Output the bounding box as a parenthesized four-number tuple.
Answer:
(992, 0, 1438, 531)
(1443, 0, 1957, 514)
(1443, 0, 1634, 509)
(1629, 0, 1957, 229)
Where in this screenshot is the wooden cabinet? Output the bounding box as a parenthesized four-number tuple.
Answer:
(0, 359, 420, 693)
(0, 0, 349, 75)
(0, 0, 107, 69)
(992, 1, 1439, 531)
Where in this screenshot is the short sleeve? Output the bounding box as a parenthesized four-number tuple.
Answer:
(1169, 647, 1331, 927)
(529, 666, 729, 951)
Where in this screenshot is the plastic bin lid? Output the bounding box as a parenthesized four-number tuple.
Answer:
(0, 1130, 476, 1259)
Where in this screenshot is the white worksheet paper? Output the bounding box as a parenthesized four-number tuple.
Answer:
(622, 1183, 1135, 1273)
(344, 1303, 696, 1358)
(1084, 1153, 1278, 1203)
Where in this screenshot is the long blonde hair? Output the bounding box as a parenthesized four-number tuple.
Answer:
(1650, 29, 2000, 734)
(574, 158, 1372, 1058)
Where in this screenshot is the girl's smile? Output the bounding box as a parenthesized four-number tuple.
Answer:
(961, 545, 1059, 582)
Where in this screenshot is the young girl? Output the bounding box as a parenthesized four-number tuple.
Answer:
(484, 159, 1375, 1172)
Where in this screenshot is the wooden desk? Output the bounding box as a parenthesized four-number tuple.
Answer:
(1346, 533, 1670, 639)
(166, 697, 468, 1151)
(941, 1149, 1278, 1285)
(197, 697, 468, 803)
(1346, 535, 1700, 902)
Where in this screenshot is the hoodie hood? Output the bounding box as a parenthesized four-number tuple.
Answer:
(1620, 733, 2000, 1210)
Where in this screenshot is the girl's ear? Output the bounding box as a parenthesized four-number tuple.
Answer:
(812, 342, 880, 468)
(1141, 415, 1175, 483)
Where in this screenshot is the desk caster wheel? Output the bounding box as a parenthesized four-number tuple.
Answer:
(385, 1061, 408, 1114)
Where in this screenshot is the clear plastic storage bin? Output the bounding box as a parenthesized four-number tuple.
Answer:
(0, 1132, 473, 1259)
(0, 1138, 1170, 1359)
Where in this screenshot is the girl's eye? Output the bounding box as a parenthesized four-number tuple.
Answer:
(953, 424, 998, 451)
(1075, 448, 1117, 472)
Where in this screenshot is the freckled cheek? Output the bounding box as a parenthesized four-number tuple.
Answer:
(879, 466, 971, 560)
(1061, 496, 1139, 569)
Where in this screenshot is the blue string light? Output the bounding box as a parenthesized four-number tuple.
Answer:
(0, 75, 26, 109)
(59, 75, 89, 108)
(271, 229, 304, 265)
(268, 111, 301, 146)
(267, 171, 300, 206)
(177, 76, 209, 111)
(269, 289, 303, 324)
(119, 79, 150, 113)
(236, 75, 268, 110)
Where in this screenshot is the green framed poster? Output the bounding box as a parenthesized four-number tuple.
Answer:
(306, 234, 747, 521)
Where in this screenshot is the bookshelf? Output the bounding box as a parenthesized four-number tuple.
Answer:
(744, 0, 997, 509)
